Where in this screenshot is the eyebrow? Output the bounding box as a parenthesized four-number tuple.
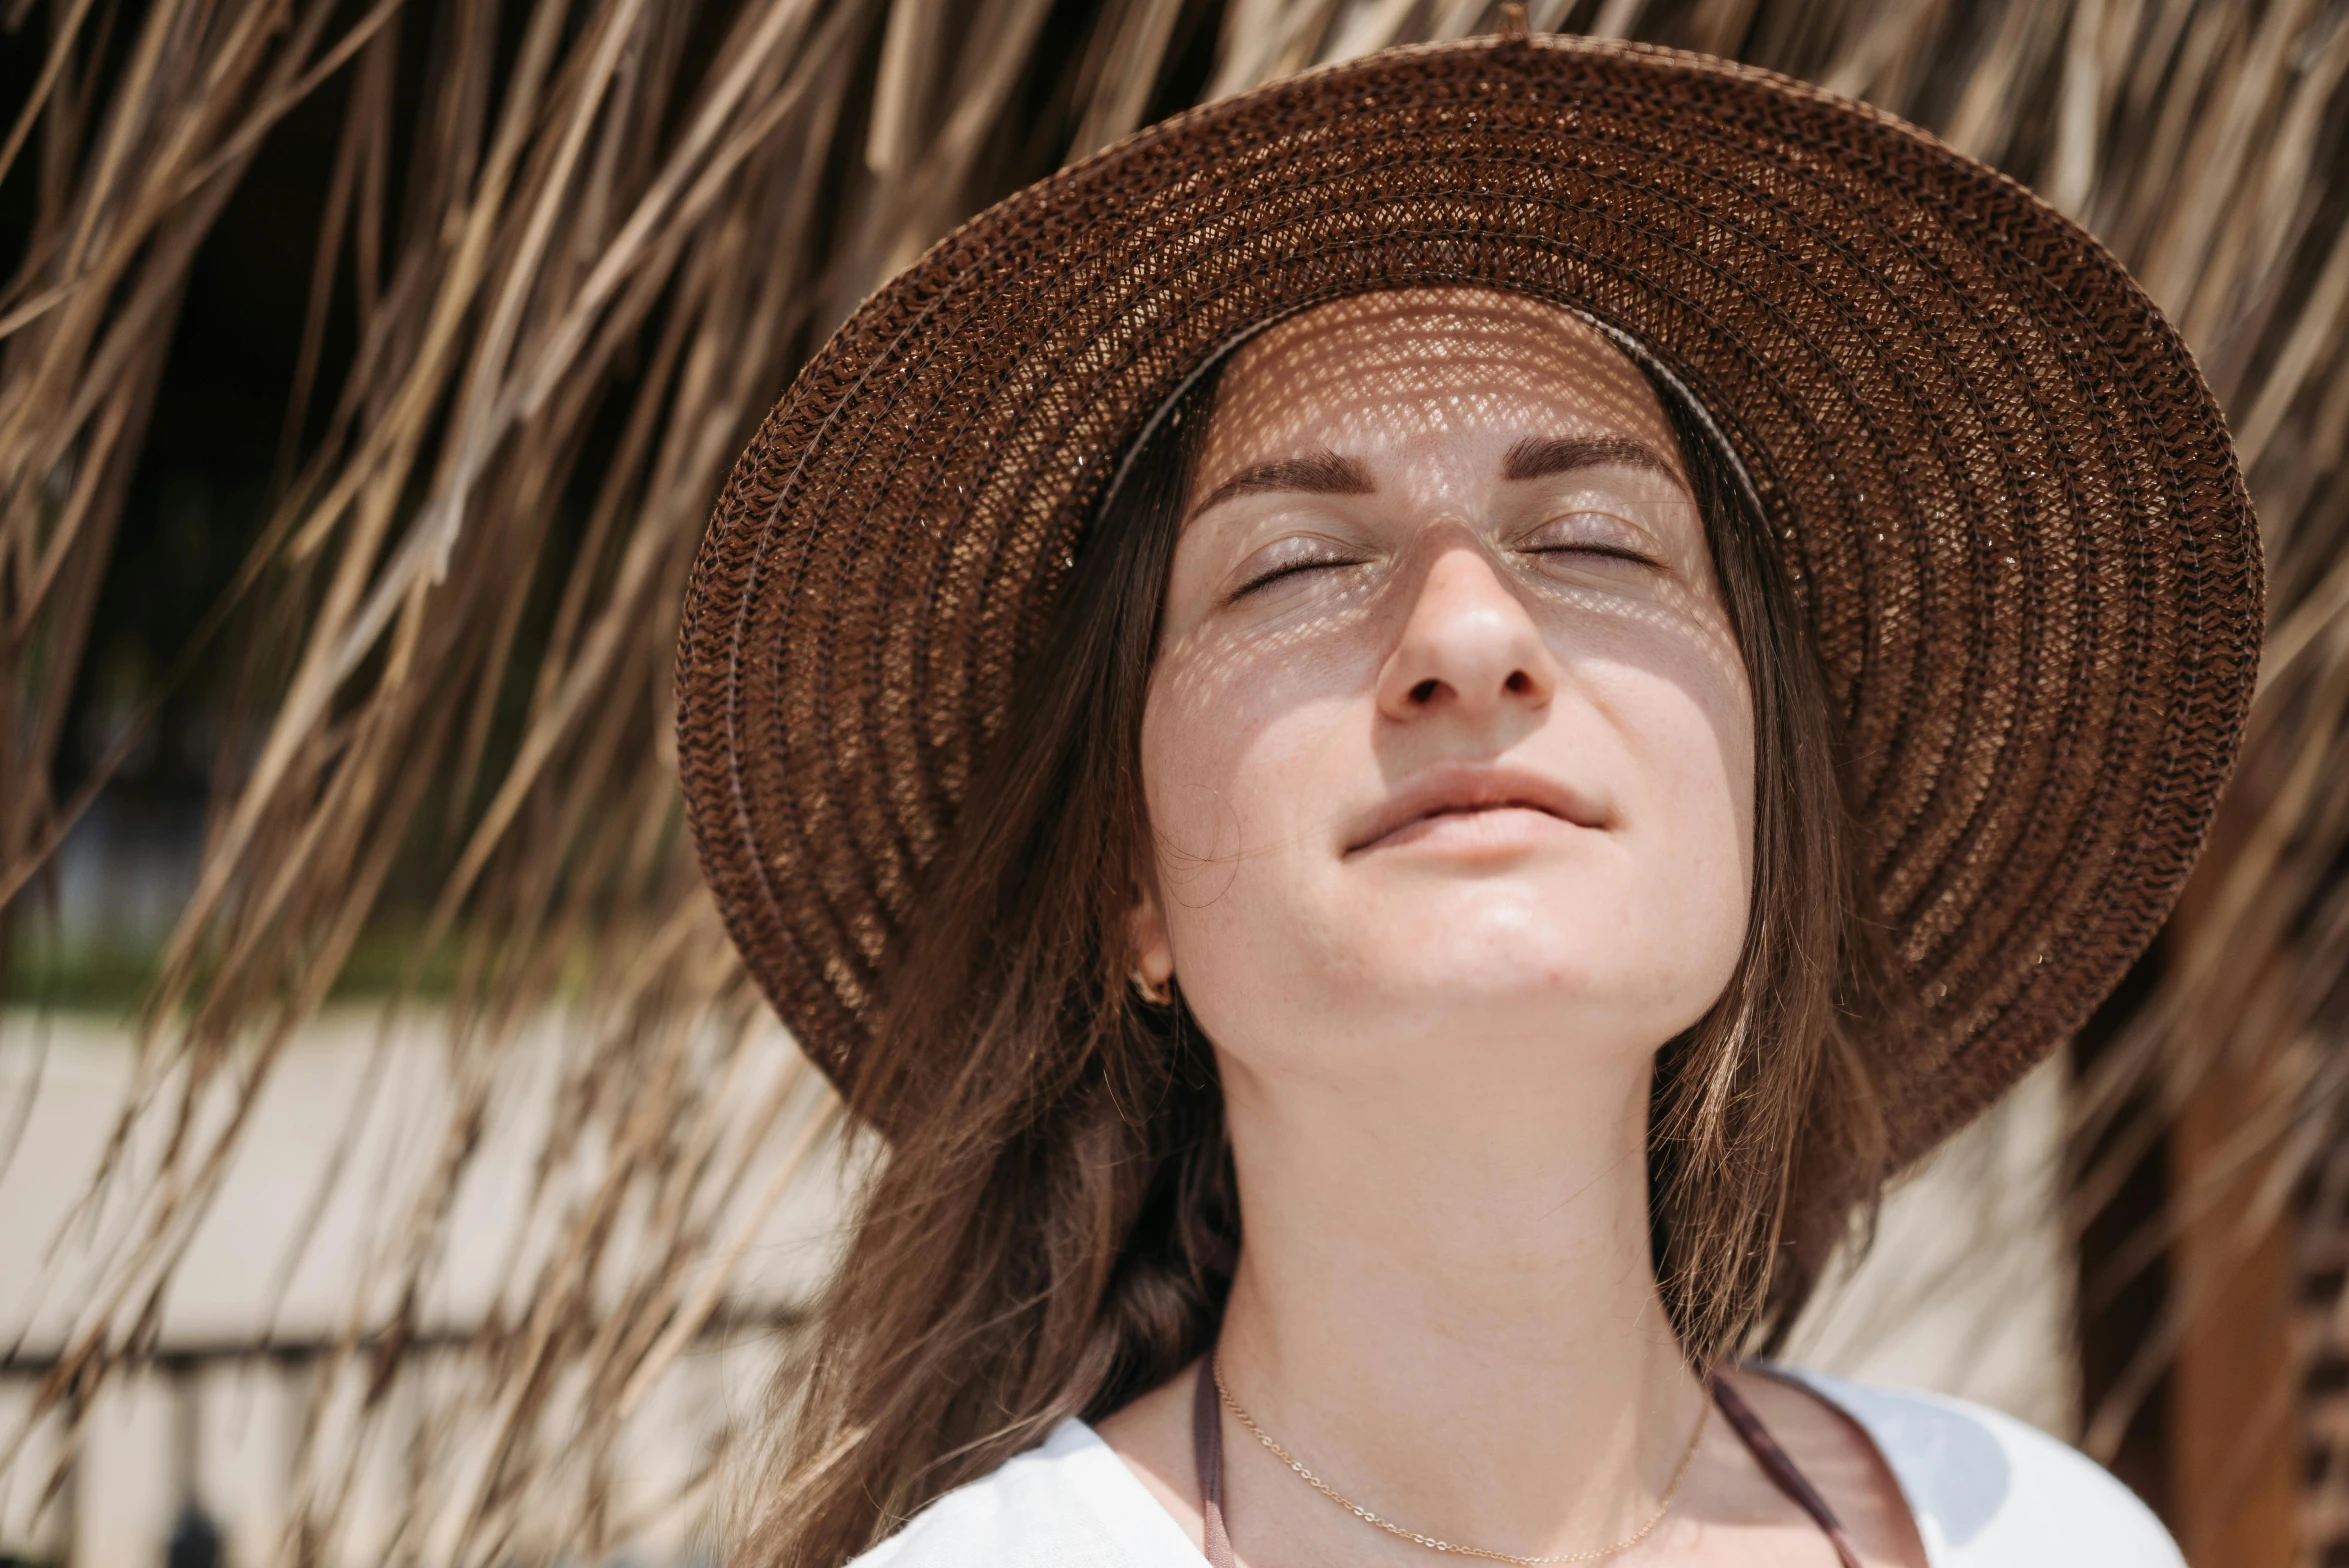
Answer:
(1189, 450, 1375, 518)
(1188, 435, 1689, 520)
(1502, 435, 1690, 494)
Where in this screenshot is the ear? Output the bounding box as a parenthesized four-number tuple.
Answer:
(1128, 875, 1175, 993)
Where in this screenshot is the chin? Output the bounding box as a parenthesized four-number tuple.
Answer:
(1397, 966, 1671, 1035)
(1321, 895, 1737, 1048)
(1367, 879, 1617, 975)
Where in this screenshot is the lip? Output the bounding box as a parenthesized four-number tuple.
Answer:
(1344, 763, 1611, 856)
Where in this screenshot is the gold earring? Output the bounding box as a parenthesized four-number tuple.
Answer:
(1130, 969, 1174, 1007)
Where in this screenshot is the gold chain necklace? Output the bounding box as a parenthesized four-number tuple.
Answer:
(1212, 1359, 1711, 1565)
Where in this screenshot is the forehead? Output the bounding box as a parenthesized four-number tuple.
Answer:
(1201, 287, 1674, 466)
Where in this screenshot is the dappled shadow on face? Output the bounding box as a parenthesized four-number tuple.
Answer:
(1143, 286, 1752, 876)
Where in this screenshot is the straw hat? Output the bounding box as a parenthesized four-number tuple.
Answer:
(675, 28, 2262, 1165)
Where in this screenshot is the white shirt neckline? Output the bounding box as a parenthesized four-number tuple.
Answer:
(856, 1373, 2181, 1567)
(1041, 1369, 1903, 1568)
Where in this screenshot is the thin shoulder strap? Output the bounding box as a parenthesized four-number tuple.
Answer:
(1708, 1373, 1866, 1568)
(1195, 1353, 1237, 1568)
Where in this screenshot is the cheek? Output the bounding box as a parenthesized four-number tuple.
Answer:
(1662, 655, 1755, 863)
(1137, 631, 1367, 964)
(1608, 649, 1756, 995)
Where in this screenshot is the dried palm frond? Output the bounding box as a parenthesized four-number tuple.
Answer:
(2, 2, 2344, 1563)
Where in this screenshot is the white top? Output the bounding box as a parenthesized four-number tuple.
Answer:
(850, 1370, 2182, 1567)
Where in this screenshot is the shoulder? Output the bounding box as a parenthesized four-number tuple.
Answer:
(1775, 1368, 2182, 1568)
(849, 1418, 1202, 1568)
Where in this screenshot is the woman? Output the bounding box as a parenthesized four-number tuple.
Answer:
(676, 22, 2261, 1568)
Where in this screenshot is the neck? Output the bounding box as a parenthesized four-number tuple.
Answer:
(1213, 1040, 1705, 1556)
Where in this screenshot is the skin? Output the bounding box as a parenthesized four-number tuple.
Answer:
(1095, 289, 1927, 1567)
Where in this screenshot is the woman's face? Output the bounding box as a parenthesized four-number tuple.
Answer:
(1134, 289, 1754, 1090)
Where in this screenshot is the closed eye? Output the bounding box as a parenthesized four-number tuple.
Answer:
(1227, 536, 1369, 601)
(1518, 509, 1665, 571)
(1231, 554, 1360, 599)
(1525, 540, 1662, 568)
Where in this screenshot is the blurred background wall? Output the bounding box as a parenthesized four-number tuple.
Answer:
(1, 1, 2344, 1565)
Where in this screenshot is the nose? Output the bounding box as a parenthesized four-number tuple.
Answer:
(1374, 542, 1559, 725)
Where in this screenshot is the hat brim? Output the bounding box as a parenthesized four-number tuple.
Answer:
(676, 34, 2262, 1165)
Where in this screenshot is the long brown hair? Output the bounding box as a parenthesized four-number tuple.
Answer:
(738, 320, 1897, 1568)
